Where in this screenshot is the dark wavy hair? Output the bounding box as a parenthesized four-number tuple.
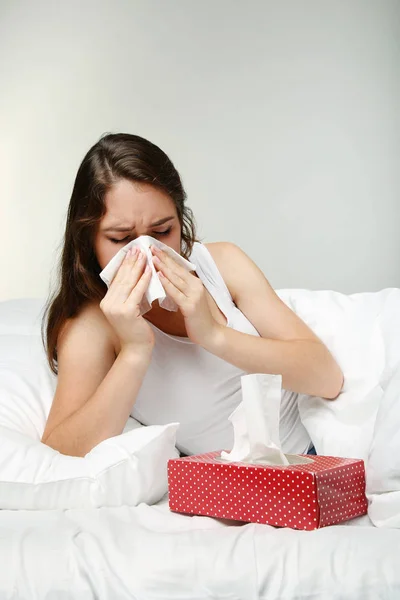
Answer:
(42, 133, 197, 375)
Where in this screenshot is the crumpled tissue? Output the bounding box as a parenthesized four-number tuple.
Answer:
(99, 235, 196, 316)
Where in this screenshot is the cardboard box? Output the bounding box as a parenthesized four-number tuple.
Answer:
(168, 451, 368, 530)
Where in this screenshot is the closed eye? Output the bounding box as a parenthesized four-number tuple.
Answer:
(109, 227, 172, 244)
(109, 236, 130, 244)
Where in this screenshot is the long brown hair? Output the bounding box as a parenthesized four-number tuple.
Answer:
(42, 133, 197, 375)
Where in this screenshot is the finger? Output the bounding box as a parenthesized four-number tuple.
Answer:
(125, 264, 152, 306)
(112, 247, 140, 283)
(107, 247, 135, 289)
(108, 249, 146, 302)
(151, 246, 190, 280)
(158, 271, 186, 305)
(109, 249, 145, 293)
(153, 255, 190, 295)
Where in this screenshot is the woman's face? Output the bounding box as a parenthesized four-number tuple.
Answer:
(94, 179, 182, 270)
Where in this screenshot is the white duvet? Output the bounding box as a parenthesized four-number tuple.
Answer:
(367, 366, 400, 528)
(0, 499, 399, 599)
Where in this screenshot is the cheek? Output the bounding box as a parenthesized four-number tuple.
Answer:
(169, 228, 182, 254)
(94, 238, 118, 270)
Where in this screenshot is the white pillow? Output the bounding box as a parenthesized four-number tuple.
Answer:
(366, 365, 400, 528)
(0, 298, 179, 509)
(0, 334, 57, 439)
(277, 288, 400, 461)
(0, 297, 45, 336)
(0, 422, 179, 509)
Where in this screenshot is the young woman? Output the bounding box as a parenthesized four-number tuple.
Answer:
(41, 133, 343, 458)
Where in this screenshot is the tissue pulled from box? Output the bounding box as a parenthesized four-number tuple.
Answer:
(221, 373, 313, 467)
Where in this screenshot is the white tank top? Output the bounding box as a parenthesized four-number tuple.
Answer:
(131, 242, 311, 456)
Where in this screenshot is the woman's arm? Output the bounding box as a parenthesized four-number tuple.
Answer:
(41, 304, 152, 457)
(205, 242, 344, 400)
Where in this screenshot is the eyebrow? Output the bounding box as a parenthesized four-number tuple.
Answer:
(103, 216, 175, 233)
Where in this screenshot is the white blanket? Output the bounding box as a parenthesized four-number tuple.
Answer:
(367, 365, 400, 528)
(0, 499, 399, 599)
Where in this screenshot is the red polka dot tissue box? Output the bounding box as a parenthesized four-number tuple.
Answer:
(168, 373, 367, 530)
(167, 451, 368, 530)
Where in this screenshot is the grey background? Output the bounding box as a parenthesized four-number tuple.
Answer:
(1, 0, 399, 300)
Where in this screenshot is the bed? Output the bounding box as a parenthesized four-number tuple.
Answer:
(1, 501, 399, 599)
(1, 290, 400, 599)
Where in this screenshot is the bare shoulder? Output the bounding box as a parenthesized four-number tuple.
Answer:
(204, 241, 239, 256)
(203, 241, 244, 271)
(204, 241, 264, 301)
(58, 300, 117, 355)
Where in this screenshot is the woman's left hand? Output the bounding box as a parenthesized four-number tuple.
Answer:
(151, 246, 223, 349)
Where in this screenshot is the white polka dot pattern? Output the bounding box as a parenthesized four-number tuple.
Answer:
(167, 451, 368, 530)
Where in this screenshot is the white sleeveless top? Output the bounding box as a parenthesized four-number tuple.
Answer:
(131, 242, 311, 456)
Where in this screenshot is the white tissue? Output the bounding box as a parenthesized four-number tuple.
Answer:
(221, 374, 313, 466)
(99, 235, 196, 316)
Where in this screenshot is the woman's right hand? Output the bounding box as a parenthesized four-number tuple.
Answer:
(100, 248, 155, 355)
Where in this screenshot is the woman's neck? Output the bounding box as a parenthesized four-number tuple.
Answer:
(143, 304, 188, 337)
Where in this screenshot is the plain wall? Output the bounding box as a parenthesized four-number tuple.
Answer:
(1, 0, 399, 301)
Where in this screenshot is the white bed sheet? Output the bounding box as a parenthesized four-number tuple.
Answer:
(0, 496, 399, 600)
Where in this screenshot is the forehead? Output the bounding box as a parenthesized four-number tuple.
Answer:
(102, 179, 176, 226)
